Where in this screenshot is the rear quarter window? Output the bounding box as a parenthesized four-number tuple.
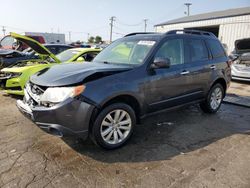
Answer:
(206, 39, 226, 58)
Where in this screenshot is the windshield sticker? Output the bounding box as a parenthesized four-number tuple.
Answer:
(138, 41, 155, 46)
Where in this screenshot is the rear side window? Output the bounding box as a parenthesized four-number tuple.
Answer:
(206, 40, 225, 58)
(186, 39, 209, 62)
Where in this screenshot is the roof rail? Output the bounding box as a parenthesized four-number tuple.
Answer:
(124, 32, 157, 37)
(165, 29, 216, 38)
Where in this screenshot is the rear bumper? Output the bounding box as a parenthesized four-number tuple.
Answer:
(16, 97, 95, 140)
(231, 65, 250, 81)
(232, 76, 250, 82)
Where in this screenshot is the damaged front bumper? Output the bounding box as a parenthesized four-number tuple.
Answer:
(16, 92, 95, 140)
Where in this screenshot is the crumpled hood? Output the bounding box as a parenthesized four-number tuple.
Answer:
(30, 62, 132, 87)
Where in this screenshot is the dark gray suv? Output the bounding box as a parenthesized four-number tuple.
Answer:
(17, 30, 231, 149)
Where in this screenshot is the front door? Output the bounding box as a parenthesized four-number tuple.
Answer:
(144, 38, 190, 112)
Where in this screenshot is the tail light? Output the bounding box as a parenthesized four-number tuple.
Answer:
(226, 60, 233, 67)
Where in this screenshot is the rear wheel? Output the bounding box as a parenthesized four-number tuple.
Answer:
(91, 103, 136, 149)
(200, 83, 224, 113)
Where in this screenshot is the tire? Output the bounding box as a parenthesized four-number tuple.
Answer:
(200, 83, 224, 114)
(91, 103, 136, 149)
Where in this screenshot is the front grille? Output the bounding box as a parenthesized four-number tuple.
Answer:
(0, 72, 12, 79)
(6, 86, 22, 91)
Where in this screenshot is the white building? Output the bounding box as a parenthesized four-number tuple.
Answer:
(25, 32, 66, 44)
(155, 7, 250, 53)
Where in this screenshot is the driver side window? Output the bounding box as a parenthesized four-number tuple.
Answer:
(155, 39, 184, 66)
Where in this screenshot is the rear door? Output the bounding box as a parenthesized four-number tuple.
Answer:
(181, 37, 211, 101)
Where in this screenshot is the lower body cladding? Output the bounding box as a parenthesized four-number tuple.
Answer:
(16, 97, 95, 140)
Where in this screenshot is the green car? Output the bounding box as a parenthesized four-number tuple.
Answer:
(0, 33, 101, 95)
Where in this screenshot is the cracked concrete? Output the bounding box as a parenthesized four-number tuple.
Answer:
(0, 81, 250, 188)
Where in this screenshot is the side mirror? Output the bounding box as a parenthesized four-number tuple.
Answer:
(150, 57, 170, 69)
(76, 57, 85, 62)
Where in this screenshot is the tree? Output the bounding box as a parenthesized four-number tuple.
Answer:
(95, 36, 102, 44)
(88, 36, 94, 43)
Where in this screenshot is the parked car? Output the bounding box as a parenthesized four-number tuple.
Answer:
(56, 48, 100, 63)
(0, 33, 101, 95)
(230, 38, 250, 81)
(17, 30, 231, 149)
(0, 44, 73, 69)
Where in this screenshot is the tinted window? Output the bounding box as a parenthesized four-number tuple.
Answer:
(81, 52, 99, 62)
(155, 39, 184, 65)
(187, 39, 208, 62)
(57, 46, 71, 54)
(47, 46, 57, 54)
(207, 40, 225, 58)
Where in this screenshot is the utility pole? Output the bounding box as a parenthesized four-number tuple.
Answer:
(69, 31, 71, 42)
(2, 26, 6, 36)
(87, 33, 90, 42)
(184, 3, 192, 16)
(143, 19, 148, 32)
(110, 16, 116, 43)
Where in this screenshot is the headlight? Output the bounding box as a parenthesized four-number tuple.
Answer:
(11, 72, 22, 78)
(0, 72, 21, 79)
(40, 85, 85, 104)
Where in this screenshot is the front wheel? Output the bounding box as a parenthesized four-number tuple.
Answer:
(91, 103, 136, 149)
(200, 83, 224, 114)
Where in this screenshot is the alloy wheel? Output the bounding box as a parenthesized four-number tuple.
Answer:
(210, 87, 223, 110)
(100, 109, 132, 145)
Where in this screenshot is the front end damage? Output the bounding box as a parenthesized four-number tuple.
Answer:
(16, 81, 95, 139)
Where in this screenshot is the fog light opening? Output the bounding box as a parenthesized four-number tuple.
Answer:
(49, 127, 63, 137)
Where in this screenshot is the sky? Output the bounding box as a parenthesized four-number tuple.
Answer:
(0, 0, 249, 42)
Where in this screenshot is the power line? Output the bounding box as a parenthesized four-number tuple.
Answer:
(150, 4, 183, 24)
(113, 32, 125, 36)
(116, 19, 143, 27)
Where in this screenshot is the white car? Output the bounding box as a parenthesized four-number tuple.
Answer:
(231, 38, 250, 81)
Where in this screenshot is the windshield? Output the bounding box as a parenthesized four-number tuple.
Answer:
(94, 38, 156, 65)
(56, 49, 80, 62)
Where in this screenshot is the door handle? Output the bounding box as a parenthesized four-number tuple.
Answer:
(210, 65, 216, 70)
(180, 70, 190, 75)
